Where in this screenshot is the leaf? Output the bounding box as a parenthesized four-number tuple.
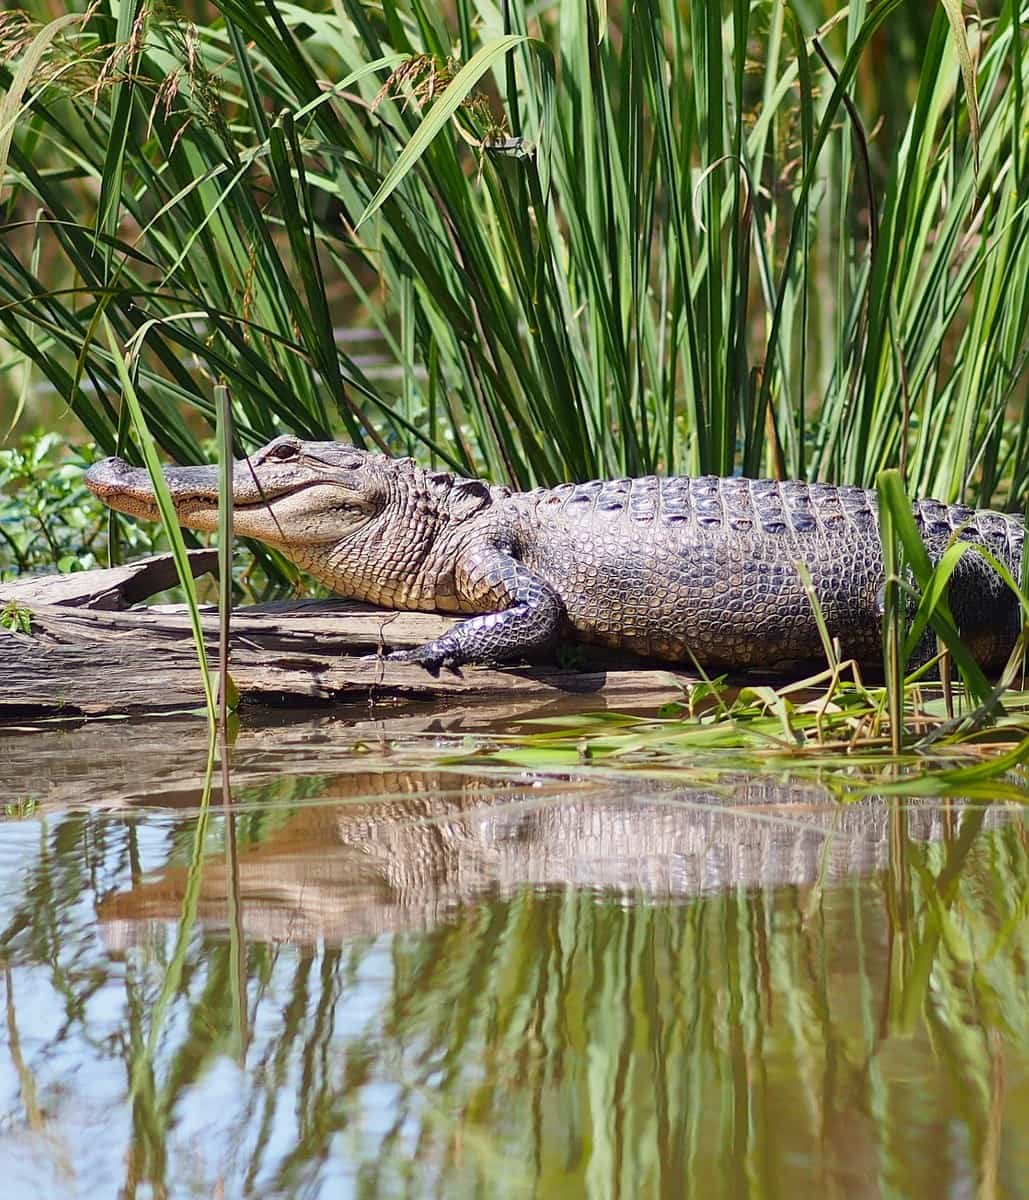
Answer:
(103, 316, 217, 726)
(355, 35, 534, 230)
(938, 0, 980, 173)
(213, 671, 241, 713)
(215, 382, 236, 725)
(876, 469, 994, 707)
(0, 12, 86, 205)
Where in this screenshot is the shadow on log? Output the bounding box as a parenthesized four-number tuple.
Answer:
(0, 553, 695, 717)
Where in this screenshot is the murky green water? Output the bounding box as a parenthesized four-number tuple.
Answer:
(0, 709, 1026, 1199)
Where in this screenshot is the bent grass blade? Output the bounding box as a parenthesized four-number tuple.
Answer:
(104, 316, 217, 726)
(355, 34, 537, 231)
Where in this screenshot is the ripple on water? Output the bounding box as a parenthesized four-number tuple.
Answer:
(0, 713, 1026, 1199)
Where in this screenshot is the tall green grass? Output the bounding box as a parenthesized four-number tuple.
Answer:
(1, 1, 1026, 498)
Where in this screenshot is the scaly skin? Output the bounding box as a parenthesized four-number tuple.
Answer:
(85, 436, 1025, 672)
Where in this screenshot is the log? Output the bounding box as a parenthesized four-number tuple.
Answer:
(0, 556, 696, 716)
(0, 548, 218, 609)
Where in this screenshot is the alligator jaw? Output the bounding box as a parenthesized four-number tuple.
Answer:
(83, 447, 361, 543)
(85, 457, 225, 529)
(84, 456, 303, 535)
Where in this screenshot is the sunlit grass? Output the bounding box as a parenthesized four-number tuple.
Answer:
(1, 1, 1025, 493)
(464, 679, 1029, 792)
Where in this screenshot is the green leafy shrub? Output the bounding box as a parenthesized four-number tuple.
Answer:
(0, 431, 162, 579)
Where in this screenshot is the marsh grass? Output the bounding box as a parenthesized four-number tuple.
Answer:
(1, 1, 1025, 490)
(459, 679, 1029, 797)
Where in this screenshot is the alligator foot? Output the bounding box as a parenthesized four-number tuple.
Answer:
(385, 645, 465, 677)
(355, 649, 454, 677)
(352, 652, 446, 681)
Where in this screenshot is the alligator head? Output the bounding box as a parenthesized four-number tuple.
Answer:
(85, 435, 392, 547)
(85, 435, 497, 606)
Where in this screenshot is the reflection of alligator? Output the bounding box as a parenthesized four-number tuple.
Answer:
(85, 437, 1024, 671)
(98, 774, 1017, 945)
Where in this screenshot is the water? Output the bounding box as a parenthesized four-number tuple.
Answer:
(0, 709, 1026, 1199)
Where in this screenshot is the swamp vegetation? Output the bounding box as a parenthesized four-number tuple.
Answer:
(2, 0, 1027, 493)
(1, 3, 1029, 1197)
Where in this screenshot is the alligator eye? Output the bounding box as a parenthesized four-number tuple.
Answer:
(267, 438, 300, 461)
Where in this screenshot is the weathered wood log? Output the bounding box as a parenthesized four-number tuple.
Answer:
(0, 556, 695, 716)
(16, 595, 461, 653)
(0, 635, 691, 715)
(0, 549, 218, 609)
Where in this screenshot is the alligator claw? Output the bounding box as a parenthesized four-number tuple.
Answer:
(387, 650, 443, 677)
(385, 646, 461, 677)
(353, 649, 443, 671)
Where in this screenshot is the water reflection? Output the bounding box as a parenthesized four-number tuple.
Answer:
(0, 717, 1026, 1199)
(96, 775, 1007, 945)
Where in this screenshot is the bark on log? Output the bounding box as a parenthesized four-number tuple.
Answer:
(0, 556, 695, 716)
(0, 549, 218, 609)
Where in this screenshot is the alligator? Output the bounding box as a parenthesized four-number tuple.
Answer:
(85, 436, 1025, 672)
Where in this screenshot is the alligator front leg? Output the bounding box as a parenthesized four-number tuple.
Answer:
(387, 553, 564, 672)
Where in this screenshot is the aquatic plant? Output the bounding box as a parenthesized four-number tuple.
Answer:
(1, 1, 1025, 496)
